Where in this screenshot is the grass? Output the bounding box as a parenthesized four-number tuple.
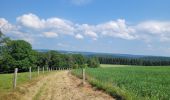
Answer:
(0, 71, 49, 96)
(72, 64, 170, 100)
(33, 82, 47, 100)
(100, 64, 129, 67)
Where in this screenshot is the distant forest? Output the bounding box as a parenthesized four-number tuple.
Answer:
(98, 56, 170, 66)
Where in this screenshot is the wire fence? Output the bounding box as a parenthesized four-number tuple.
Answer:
(0, 67, 72, 90)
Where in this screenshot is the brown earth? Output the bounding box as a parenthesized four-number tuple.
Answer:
(2, 71, 114, 100)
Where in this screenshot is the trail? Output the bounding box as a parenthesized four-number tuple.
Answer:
(3, 71, 114, 100)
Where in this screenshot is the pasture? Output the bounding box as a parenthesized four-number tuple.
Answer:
(72, 65, 170, 100)
(0, 71, 49, 97)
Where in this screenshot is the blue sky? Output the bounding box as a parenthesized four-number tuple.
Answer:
(1, 0, 170, 56)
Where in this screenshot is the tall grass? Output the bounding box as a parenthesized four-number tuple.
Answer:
(72, 65, 170, 100)
(0, 71, 49, 92)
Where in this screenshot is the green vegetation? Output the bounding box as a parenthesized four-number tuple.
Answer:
(98, 56, 170, 66)
(100, 64, 129, 67)
(0, 31, 100, 73)
(0, 70, 52, 100)
(0, 71, 49, 92)
(0, 40, 37, 73)
(87, 57, 100, 68)
(72, 65, 170, 100)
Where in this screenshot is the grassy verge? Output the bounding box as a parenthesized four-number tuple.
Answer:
(33, 82, 47, 100)
(0, 71, 50, 98)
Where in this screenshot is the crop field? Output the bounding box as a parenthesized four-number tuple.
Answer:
(72, 65, 170, 100)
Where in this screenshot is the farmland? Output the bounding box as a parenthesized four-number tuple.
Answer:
(72, 65, 170, 100)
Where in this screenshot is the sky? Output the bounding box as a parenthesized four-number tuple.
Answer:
(0, 0, 170, 56)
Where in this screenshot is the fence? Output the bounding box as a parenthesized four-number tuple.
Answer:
(12, 67, 72, 89)
(0, 67, 85, 89)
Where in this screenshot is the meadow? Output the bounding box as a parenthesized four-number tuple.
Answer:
(72, 64, 170, 100)
(0, 71, 49, 97)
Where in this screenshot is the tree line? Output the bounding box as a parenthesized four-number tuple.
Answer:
(98, 56, 170, 66)
(0, 31, 100, 73)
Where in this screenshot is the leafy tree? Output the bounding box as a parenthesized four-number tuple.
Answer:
(87, 57, 100, 68)
(73, 54, 86, 68)
(72, 64, 79, 69)
(0, 30, 10, 46)
(1, 40, 37, 72)
(0, 31, 11, 72)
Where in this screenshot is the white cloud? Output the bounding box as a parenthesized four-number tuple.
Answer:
(46, 18, 74, 35)
(136, 21, 170, 42)
(3, 13, 170, 46)
(15, 14, 139, 40)
(17, 13, 75, 35)
(0, 18, 16, 33)
(84, 31, 97, 38)
(136, 21, 170, 34)
(97, 19, 137, 40)
(77, 24, 98, 39)
(75, 34, 84, 39)
(17, 13, 45, 29)
(43, 32, 58, 38)
(75, 19, 136, 40)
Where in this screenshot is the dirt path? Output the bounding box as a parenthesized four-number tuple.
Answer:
(35, 71, 114, 100)
(3, 71, 114, 100)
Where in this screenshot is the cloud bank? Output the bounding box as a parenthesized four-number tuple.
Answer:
(1, 13, 170, 44)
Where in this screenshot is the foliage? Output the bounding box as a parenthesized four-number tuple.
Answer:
(72, 64, 79, 69)
(87, 57, 100, 68)
(72, 54, 86, 67)
(0, 40, 37, 72)
(0, 31, 11, 66)
(72, 65, 170, 100)
(36, 52, 88, 69)
(98, 56, 170, 66)
(0, 32, 100, 73)
(0, 30, 10, 46)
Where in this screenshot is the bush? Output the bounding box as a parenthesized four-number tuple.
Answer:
(87, 57, 100, 68)
(73, 64, 79, 69)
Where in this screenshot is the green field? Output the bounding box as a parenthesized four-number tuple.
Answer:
(72, 65, 170, 100)
(100, 64, 130, 67)
(0, 71, 49, 94)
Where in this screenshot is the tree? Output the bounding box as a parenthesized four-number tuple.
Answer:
(0, 31, 11, 72)
(0, 40, 37, 72)
(0, 30, 10, 46)
(87, 57, 100, 68)
(72, 54, 86, 68)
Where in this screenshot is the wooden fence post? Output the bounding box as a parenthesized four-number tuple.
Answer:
(82, 68, 85, 85)
(29, 67, 31, 80)
(38, 66, 39, 76)
(43, 67, 44, 74)
(13, 68, 18, 89)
